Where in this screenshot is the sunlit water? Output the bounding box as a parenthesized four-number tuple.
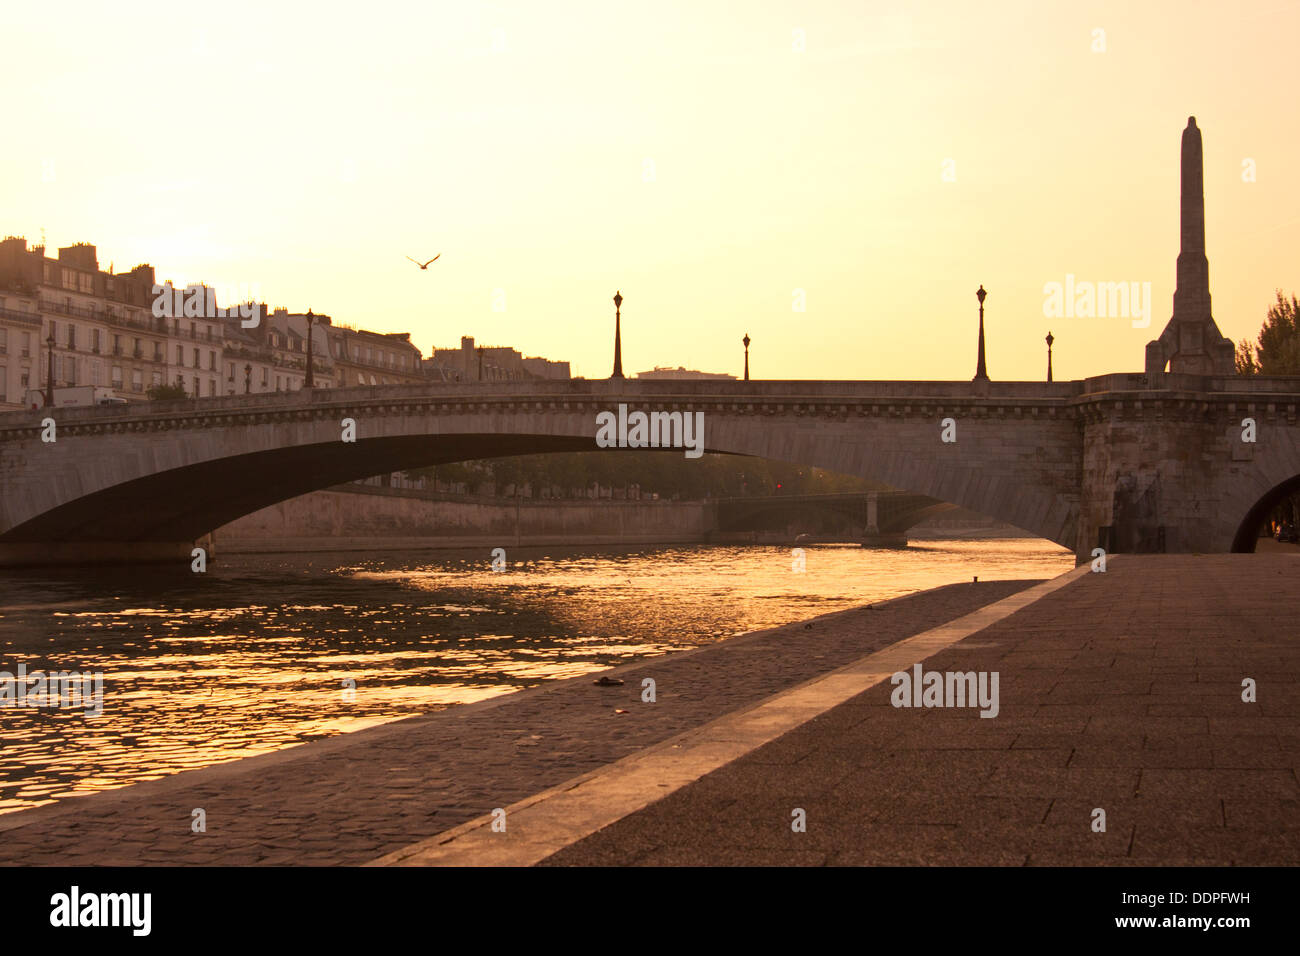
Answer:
(0, 539, 1072, 813)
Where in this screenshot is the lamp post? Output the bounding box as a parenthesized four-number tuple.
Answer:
(244, 363, 252, 394)
(973, 285, 989, 382)
(611, 290, 624, 379)
(44, 330, 56, 407)
(304, 309, 315, 388)
(1045, 331, 1054, 383)
(743, 333, 750, 381)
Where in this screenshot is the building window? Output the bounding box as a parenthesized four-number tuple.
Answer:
(177, 345, 184, 365)
(151, 371, 162, 387)
(21, 332, 30, 357)
(111, 366, 123, 387)
(209, 351, 216, 371)
(131, 369, 143, 392)
(0, 329, 6, 354)
(21, 367, 30, 388)
(66, 325, 76, 349)
(226, 362, 234, 381)
(63, 356, 76, 384)
(79, 273, 93, 293)
(208, 379, 216, 396)
(92, 328, 101, 353)
(192, 347, 199, 367)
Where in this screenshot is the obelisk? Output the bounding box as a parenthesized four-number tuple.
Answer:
(1145, 118, 1236, 376)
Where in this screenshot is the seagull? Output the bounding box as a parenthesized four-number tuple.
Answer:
(406, 254, 441, 270)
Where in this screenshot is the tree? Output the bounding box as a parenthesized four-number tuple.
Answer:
(146, 383, 188, 401)
(1236, 291, 1300, 375)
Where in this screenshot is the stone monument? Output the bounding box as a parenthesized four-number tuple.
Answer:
(1145, 117, 1237, 376)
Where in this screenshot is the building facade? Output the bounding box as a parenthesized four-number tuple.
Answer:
(0, 238, 201, 407)
(429, 335, 570, 383)
(1, 232, 578, 409)
(326, 324, 424, 387)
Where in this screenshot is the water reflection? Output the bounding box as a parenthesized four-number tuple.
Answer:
(0, 540, 1072, 812)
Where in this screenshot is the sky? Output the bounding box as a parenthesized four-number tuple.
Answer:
(4, 0, 1298, 381)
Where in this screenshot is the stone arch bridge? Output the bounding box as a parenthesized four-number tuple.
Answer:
(0, 373, 1296, 566)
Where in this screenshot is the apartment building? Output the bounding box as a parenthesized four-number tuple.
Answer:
(326, 324, 424, 387)
(0, 238, 226, 404)
(428, 335, 570, 382)
(0, 288, 41, 409)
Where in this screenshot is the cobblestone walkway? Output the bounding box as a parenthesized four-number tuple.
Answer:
(543, 555, 1300, 866)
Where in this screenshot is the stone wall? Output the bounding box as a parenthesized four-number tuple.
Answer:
(215, 486, 712, 552)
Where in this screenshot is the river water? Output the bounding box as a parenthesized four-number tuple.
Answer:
(0, 539, 1072, 813)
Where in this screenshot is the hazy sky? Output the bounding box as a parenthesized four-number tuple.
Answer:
(5, 0, 1298, 380)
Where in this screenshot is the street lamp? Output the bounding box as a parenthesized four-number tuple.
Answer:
(973, 285, 989, 382)
(1045, 331, 1055, 383)
(304, 309, 315, 388)
(44, 330, 56, 407)
(743, 333, 751, 381)
(611, 290, 624, 379)
(244, 363, 252, 394)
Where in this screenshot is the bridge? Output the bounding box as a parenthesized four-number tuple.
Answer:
(2, 118, 1296, 568)
(1, 372, 1296, 566)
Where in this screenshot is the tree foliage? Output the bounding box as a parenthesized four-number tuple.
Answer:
(1236, 291, 1300, 375)
(146, 383, 189, 401)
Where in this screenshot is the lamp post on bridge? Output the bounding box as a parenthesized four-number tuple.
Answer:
(743, 333, 750, 381)
(244, 363, 252, 394)
(44, 330, 56, 408)
(973, 285, 989, 382)
(304, 309, 315, 389)
(1045, 331, 1054, 383)
(611, 290, 624, 379)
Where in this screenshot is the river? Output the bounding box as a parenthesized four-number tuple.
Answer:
(0, 539, 1073, 813)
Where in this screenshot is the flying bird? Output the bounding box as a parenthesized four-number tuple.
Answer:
(406, 254, 441, 270)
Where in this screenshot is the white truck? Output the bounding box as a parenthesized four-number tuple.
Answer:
(23, 386, 126, 409)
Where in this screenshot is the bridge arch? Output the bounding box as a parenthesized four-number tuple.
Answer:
(0, 381, 1085, 564)
(1231, 472, 1300, 552)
